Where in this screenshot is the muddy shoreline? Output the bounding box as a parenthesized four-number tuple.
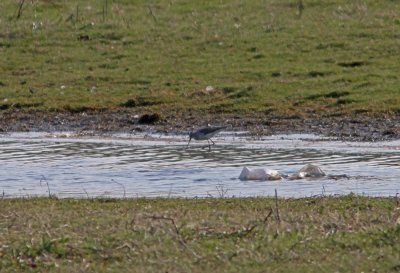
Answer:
(1, 109, 400, 141)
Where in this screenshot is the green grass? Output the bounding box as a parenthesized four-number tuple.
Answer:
(1, 196, 399, 272)
(1, 0, 400, 116)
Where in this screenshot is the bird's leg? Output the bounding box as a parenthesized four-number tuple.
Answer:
(186, 137, 192, 149)
(207, 140, 211, 151)
(210, 138, 216, 145)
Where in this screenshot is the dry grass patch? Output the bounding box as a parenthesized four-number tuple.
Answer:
(1, 195, 399, 272)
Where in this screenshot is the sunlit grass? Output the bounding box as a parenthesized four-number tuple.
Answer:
(1, 0, 400, 116)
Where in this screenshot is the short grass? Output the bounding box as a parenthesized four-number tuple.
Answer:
(1, 196, 400, 272)
(1, 0, 400, 117)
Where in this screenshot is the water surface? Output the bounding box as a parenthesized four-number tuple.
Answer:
(0, 132, 399, 198)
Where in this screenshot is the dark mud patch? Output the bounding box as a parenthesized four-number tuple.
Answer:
(306, 91, 350, 100)
(0, 109, 400, 142)
(338, 61, 367, 68)
(138, 113, 162, 124)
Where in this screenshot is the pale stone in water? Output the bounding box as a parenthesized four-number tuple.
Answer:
(239, 167, 282, 181)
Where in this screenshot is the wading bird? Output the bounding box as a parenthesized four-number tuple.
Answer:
(186, 126, 227, 151)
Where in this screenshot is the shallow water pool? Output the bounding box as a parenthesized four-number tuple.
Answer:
(0, 132, 399, 198)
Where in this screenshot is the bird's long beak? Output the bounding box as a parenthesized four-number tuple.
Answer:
(186, 136, 192, 149)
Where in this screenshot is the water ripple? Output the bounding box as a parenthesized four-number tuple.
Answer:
(0, 133, 400, 198)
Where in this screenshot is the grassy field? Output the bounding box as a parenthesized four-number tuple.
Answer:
(1, 0, 400, 117)
(0, 196, 399, 272)
(2, 3, 400, 272)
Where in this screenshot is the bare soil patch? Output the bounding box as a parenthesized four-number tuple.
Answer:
(1, 109, 400, 141)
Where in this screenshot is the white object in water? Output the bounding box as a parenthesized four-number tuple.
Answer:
(239, 167, 282, 181)
(288, 164, 326, 180)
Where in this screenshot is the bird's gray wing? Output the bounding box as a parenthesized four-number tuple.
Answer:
(197, 126, 227, 134)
